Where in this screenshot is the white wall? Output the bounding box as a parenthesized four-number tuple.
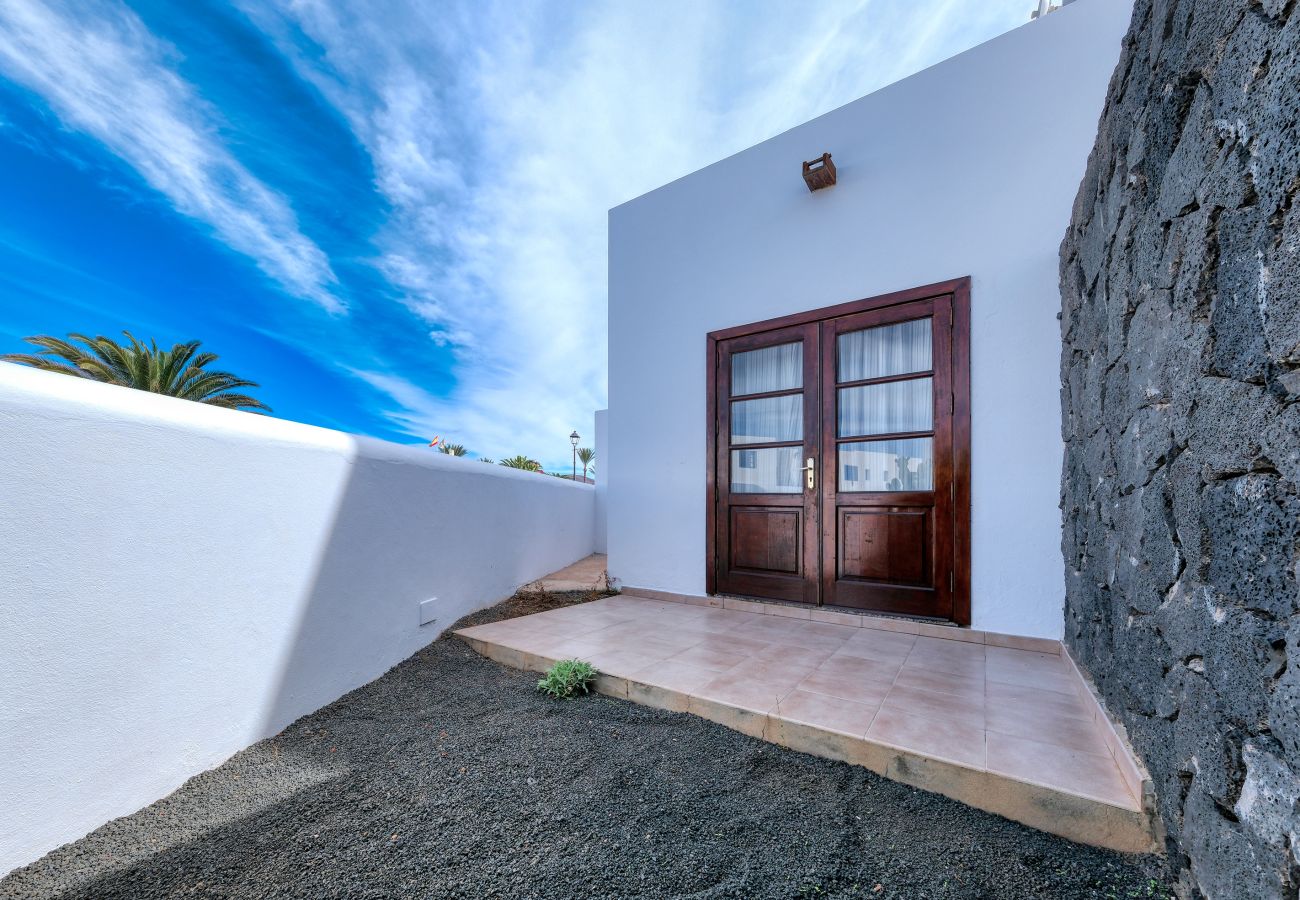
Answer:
(607, 0, 1132, 639)
(594, 408, 608, 553)
(0, 364, 595, 875)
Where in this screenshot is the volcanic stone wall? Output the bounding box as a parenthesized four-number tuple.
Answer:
(1059, 1, 1299, 897)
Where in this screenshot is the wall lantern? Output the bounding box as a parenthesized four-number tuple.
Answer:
(802, 153, 837, 192)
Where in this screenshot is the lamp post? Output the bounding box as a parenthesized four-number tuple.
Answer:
(570, 430, 580, 481)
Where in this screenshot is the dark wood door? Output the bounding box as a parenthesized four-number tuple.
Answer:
(707, 278, 970, 624)
(819, 297, 957, 618)
(713, 323, 820, 604)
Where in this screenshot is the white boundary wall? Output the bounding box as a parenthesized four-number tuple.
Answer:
(594, 408, 608, 553)
(0, 363, 595, 874)
(607, 0, 1133, 639)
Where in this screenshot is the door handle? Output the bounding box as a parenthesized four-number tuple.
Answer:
(801, 457, 815, 490)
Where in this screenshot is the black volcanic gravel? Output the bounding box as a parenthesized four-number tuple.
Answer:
(2, 593, 1171, 899)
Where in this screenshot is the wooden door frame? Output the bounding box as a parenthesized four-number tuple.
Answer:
(705, 276, 972, 626)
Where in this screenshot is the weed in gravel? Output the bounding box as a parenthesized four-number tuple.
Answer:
(536, 659, 598, 698)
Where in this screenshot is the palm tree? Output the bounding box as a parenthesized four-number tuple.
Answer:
(499, 455, 543, 472)
(2, 331, 270, 412)
(438, 443, 468, 456)
(576, 447, 596, 480)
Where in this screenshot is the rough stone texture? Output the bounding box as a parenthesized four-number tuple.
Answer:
(1060, 1, 1300, 898)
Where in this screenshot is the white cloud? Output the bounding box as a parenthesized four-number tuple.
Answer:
(0, 0, 343, 313)
(0, 0, 1029, 468)
(236, 0, 1028, 466)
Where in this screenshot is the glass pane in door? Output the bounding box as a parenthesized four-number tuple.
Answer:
(839, 438, 934, 492)
(837, 319, 932, 382)
(838, 378, 933, 437)
(731, 447, 803, 493)
(731, 395, 802, 444)
(732, 342, 802, 395)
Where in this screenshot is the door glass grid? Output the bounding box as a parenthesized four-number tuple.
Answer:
(838, 378, 933, 437)
(839, 438, 934, 492)
(837, 318, 931, 381)
(836, 318, 934, 493)
(730, 341, 804, 493)
(731, 395, 802, 444)
(731, 447, 802, 493)
(732, 342, 802, 396)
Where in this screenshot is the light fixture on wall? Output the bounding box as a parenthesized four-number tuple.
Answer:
(802, 153, 836, 192)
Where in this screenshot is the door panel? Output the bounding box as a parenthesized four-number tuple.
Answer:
(707, 279, 970, 623)
(821, 297, 954, 617)
(731, 508, 801, 574)
(714, 323, 820, 604)
(839, 508, 929, 584)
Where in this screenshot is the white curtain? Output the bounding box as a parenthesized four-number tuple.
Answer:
(730, 341, 804, 493)
(732, 341, 802, 395)
(838, 318, 931, 382)
(731, 395, 802, 444)
(838, 378, 933, 438)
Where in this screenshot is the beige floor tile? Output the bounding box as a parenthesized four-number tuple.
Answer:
(911, 636, 986, 659)
(985, 732, 1136, 808)
(985, 703, 1111, 756)
(663, 643, 753, 672)
(793, 621, 857, 643)
(689, 632, 771, 656)
(796, 667, 894, 707)
(985, 646, 1066, 669)
(734, 615, 807, 640)
(760, 602, 812, 621)
(881, 682, 985, 730)
(985, 664, 1079, 696)
(986, 681, 1093, 721)
(775, 689, 880, 737)
(579, 648, 662, 675)
(837, 631, 915, 663)
(694, 669, 793, 714)
(893, 665, 985, 702)
(817, 651, 903, 682)
(753, 641, 838, 669)
(588, 624, 698, 655)
(624, 658, 723, 694)
(810, 608, 864, 628)
(985, 649, 1071, 683)
(866, 706, 986, 768)
(902, 650, 986, 679)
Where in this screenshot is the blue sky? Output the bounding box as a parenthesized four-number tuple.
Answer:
(0, 0, 1028, 470)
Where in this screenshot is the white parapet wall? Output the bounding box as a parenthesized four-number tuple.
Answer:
(594, 408, 608, 554)
(0, 363, 596, 875)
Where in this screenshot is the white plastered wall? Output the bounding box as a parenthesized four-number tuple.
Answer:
(607, 0, 1133, 639)
(0, 363, 595, 875)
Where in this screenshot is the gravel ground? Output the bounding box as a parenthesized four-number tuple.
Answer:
(2, 592, 1171, 900)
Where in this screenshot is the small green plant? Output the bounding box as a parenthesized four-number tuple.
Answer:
(536, 659, 598, 699)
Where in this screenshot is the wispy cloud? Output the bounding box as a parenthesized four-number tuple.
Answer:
(0, 0, 343, 313)
(234, 0, 1027, 464)
(0, 0, 1028, 468)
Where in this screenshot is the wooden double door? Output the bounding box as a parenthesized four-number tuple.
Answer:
(707, 279, 970, 624)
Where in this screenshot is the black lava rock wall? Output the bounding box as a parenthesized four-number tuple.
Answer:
(1059, 1, 1299, 897)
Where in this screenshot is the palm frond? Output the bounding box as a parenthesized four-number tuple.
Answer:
(2, 331, 271, 412)
(0, 352, 93, 378)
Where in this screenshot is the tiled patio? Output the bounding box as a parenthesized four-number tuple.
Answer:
(457, 592, 1156, 853)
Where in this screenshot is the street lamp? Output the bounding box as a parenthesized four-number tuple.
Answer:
(570, 430, 580, 481)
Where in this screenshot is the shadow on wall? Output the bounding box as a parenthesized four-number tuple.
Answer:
(255, 439, 592, 736)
